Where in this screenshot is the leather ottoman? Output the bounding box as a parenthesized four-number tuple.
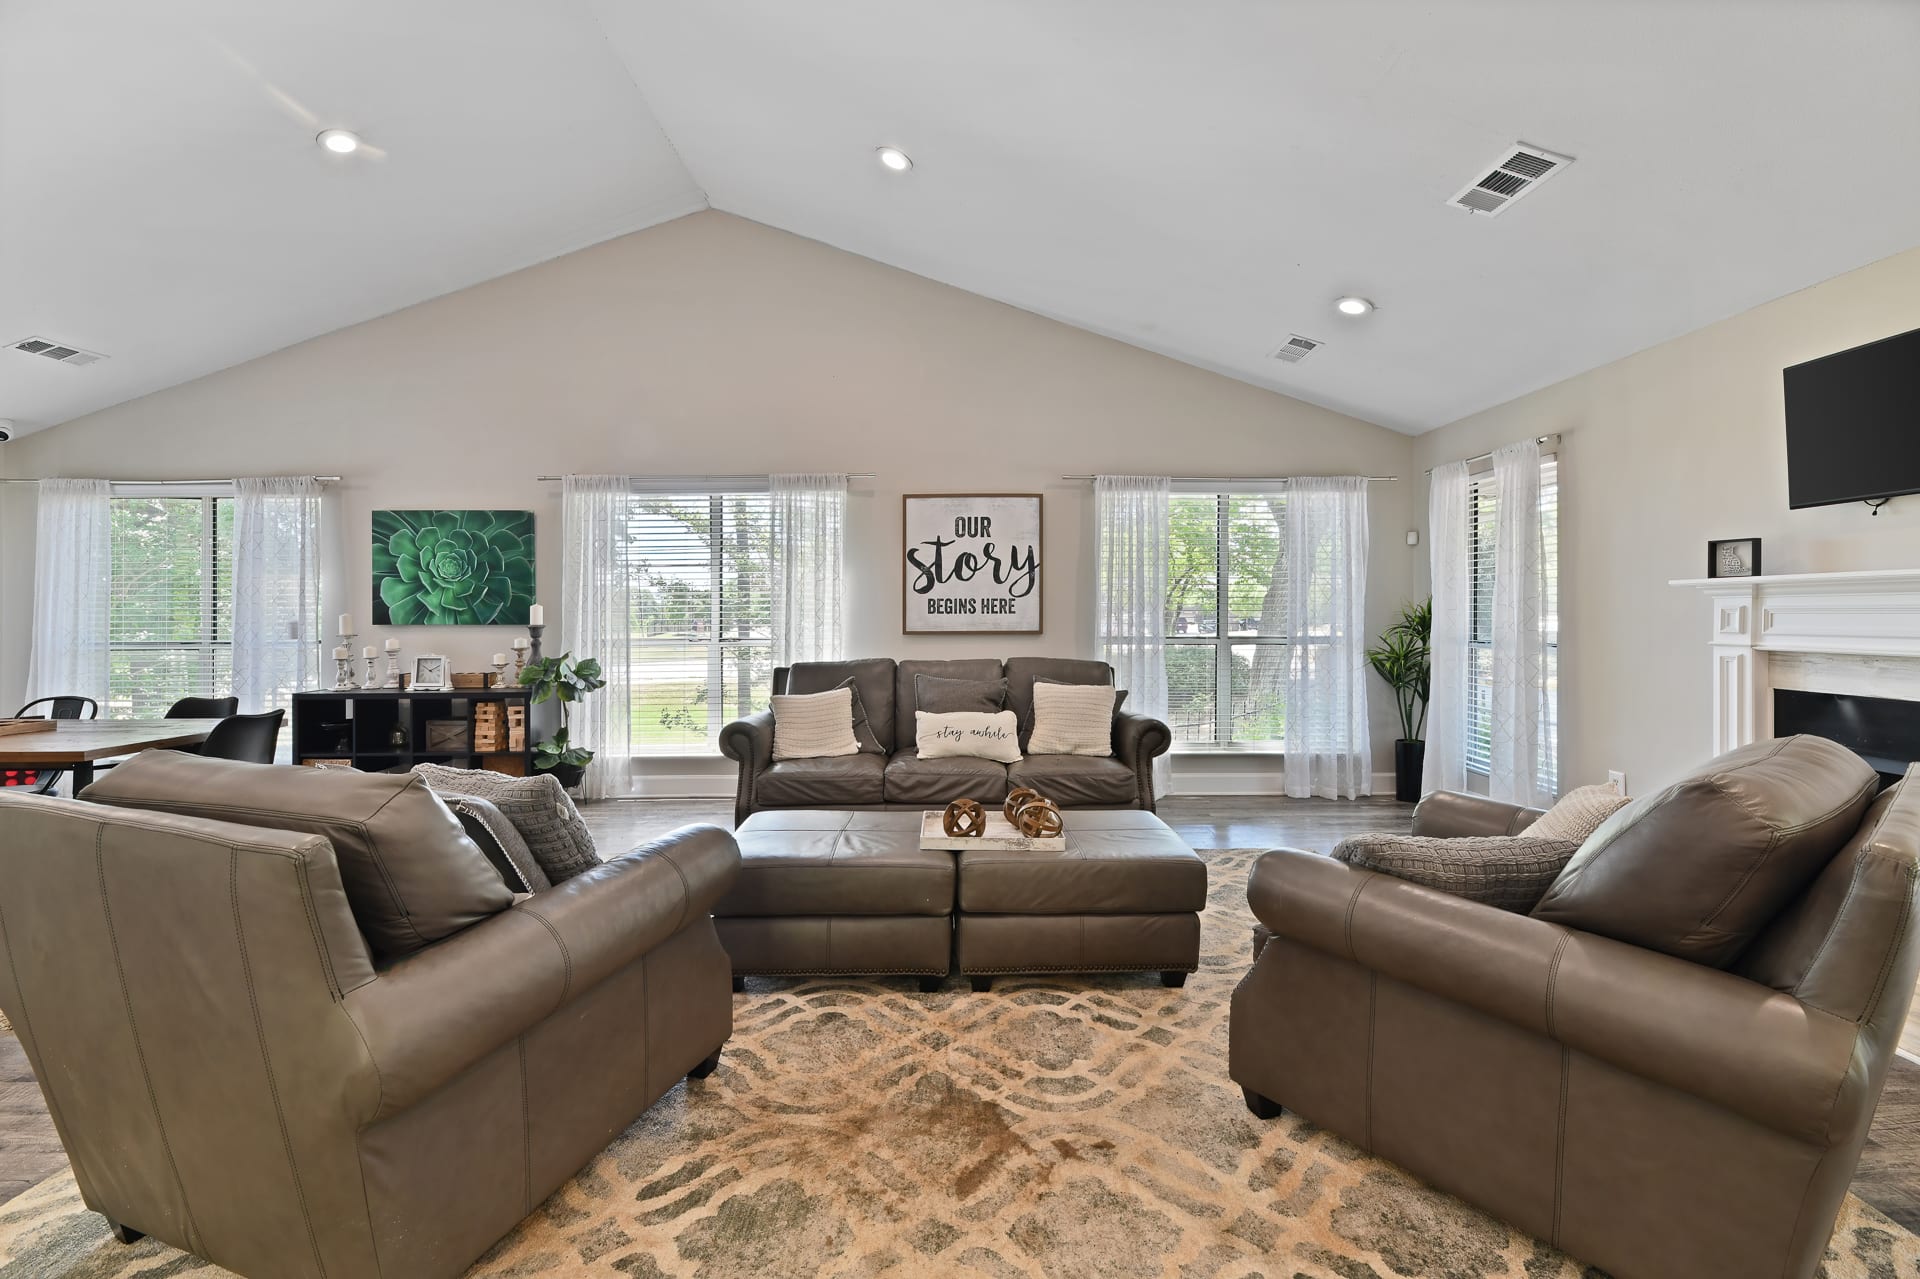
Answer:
(955, 810, 1207, 989)
(716, 811, 954, 989)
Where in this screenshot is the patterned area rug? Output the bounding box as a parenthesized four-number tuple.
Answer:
(2, 849, 1917, 1278)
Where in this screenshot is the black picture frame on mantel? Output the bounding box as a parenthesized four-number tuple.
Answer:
(1707, 537, 1763, 579)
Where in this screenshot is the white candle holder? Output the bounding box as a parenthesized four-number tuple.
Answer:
(334, 633, 359, 690)
(363, 653, 379, 690)
(491, 655, 510, 687)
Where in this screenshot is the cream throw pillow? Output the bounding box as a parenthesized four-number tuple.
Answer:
(916, 710, 1024, 764)
(1525, 782, 1631, 843)
(772, 687, 862, 761)
(1027, 681, 1116, 756)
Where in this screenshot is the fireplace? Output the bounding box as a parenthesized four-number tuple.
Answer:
(1773, 688, 1920, 783)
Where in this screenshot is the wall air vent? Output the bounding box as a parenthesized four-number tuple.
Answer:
(1270, 334, 1322, 364)
(10, 336, 108, 367)
(1448, 143, 1573, 217)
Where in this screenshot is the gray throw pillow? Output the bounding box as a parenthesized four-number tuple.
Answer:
(1333, 832, 1582, 913)
(413, 764, 602, 883)
(915, 673, 1008, 715)
(446, 793, 552, 893)
(836, 677, 886, 754)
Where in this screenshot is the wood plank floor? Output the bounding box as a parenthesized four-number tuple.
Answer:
(3, 795, 1918, 1236)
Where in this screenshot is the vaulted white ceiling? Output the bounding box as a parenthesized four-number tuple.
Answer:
(5, 0, 1920, 438)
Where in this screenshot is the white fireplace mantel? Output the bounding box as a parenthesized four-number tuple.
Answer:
(1672, 568, 1920, 754)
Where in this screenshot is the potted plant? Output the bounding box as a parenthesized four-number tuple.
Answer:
(517, 652, 606, 790)
(1367, 598, 1431, 803)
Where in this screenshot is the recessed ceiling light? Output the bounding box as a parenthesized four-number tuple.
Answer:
(876, 146, 912, 172)
(317, 129, 362, 155)
(1335, 296, 1374, 316)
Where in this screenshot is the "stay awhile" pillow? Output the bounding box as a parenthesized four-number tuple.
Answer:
(916, 710, 1024, 763)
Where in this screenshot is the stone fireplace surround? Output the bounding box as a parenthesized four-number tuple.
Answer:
(1673, 568, 1920, 759)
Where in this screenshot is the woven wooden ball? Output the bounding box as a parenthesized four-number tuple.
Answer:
(1013, 796, 1063, 839)
(942, 797, 987, 838)
(1004, 787, 1045, 823)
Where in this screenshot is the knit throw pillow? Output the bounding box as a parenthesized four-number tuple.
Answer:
(1333, 832, 1582, 913)
(1027, 681, 1118, 756)
(445, 793, 552, 893)
(412, 764, 602, 883)
(1523, 781, 1631, 842)
(772, 687, 862, 761)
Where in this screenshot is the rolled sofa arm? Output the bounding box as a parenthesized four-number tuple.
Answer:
(347, 825, 739, 1122)
(719, 709, 776, 823)
(1410, 790, 1544, 837)
(1248, 849, 1861, 1143)
(1113, 711, 1172, 809)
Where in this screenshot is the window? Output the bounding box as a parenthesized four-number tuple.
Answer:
(623, 491, 773, 753)
(1165, 492, 1287, 747)
(1466, 457, 1559, 791)
(107, 494, 235, 718)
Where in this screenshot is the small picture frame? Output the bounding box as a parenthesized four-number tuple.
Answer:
(1707, 538, 1762, 579)
(410, 654, 451, 692)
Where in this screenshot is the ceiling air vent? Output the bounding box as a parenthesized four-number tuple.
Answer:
(10, 336, 108, 367)
(1447, 143, 1573, 217)
(1270, 334, 1322, 364)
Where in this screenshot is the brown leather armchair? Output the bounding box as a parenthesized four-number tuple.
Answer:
(1230, 773, 1920, 1279)
(0, 791, 739, 1279)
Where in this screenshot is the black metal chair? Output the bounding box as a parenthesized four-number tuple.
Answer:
(5, 696, 100, 794)
(166, 696, 239, 719)
(199, 710, 285, 765)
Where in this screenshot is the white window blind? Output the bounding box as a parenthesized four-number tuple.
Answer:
(1165, 492, 1288, 748)
(622, 492, 773, 753)
(107, 495, 234, 718)
(1466, 457, 1559, 790)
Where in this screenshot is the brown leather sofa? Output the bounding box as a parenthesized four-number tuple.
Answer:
(1231, 747, 1920, 1279)
(719, 656, 1172, 825)
(0, 770, 739, 1279)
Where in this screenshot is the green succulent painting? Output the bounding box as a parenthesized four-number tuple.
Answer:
(371, 510, 535, 626)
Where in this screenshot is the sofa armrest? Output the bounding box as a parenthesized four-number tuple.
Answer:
(1112, 711, 1172, 808)
(347, 825, 739, 1121)
(1249, 849, 1862, 1142)
(719, 709, 776, 823)
(1410, 790, 1543, 837)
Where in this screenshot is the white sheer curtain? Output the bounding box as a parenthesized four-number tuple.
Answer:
(562, 475, 634, 800)
(1489, 438, 1553, 807)
(1283, 477, 1372, 799)
(1095, 476, 1171, 797)
(25, 479, 112, 707)
(770, 473, 847, 666)
(1422, 461, 1471, 796)
(232, 477, 323, 717)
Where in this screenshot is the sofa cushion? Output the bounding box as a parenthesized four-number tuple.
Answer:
(722, 811, 954, 917)
(782, 658, 896, 752)
(1007, 657, 1114, 747)
(884, 749, 1010, 805)
(771, 687, 862, 761)
(1532, 735, 1879, 966)
(1008, 754, 1138, 807)
(84, 751, 514, 960)
(755, 752, 888, 808)
(412, 764, 602, 883)
(1332, 832, 1581, 913)
(895, 658, 1005, 748)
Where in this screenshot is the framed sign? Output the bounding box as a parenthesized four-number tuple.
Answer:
(903, 494, 1043, 634)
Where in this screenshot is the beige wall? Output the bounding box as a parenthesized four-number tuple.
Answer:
(0, 210, 1420, 792)
(1415, 243, 1920, 797)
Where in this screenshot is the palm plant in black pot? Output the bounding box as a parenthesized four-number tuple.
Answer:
(517, 652, 606, 790)
(1367, 598, 1431, 802)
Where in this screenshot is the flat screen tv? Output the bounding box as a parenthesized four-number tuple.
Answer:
(1784, 324, 1920, 509)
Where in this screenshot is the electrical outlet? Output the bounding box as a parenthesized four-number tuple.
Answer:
(1608, 770, 1627, 795)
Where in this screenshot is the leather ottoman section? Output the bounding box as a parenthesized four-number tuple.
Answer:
(957, 819, 1206, 915)
(716, 915, 953, 976)
(956, 913, 1199, 975)
(721, 812, 954, 917)
(884, 751, 1010, 805)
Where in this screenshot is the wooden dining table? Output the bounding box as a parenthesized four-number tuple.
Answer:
(0, 719, 226, 793)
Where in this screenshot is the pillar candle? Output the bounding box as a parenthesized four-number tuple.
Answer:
(333, 645, 351, 659)
(338, 614, 354, 635)
(527, 604, 545, 627)
(363, 646, 377, 659)
(492, 652, 507, 665)
(384, 638, 401, 652)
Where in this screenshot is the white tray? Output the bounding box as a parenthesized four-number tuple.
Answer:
(919, 809, 1066, 852)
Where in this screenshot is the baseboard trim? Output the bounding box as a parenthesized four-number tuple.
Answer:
(624, 771, 735, 800)
(1168, 769, 1397, 798)
(625, 764, 1401, 801)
